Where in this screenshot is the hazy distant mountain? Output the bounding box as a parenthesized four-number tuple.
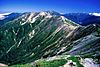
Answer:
(63, 13, 100, 25)
(0, 11, 100, 66)
(0, 13, 23, 26)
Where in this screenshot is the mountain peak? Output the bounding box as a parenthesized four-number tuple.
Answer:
(39, 12, 47, 16)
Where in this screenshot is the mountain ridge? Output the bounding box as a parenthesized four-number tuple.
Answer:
(0, 11, 99, 66)
(0, 11, 100, 26)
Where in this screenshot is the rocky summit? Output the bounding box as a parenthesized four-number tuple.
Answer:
(0, 11, 100, 67)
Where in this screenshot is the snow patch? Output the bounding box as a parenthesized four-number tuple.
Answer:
(29, 30, 35, 38)
(31, 17, 37, 23)
(46, 56, 57, 61)
(27, 13, 35, 22)
(60, 16, 72, 24)
(39, 12, 46, 16)
(21, 21, 27, 25)
(46, 15, 52, 18)
(31, 14, 40, 23)
(60, 16, 69, 20)
(57, 47, 66, 54)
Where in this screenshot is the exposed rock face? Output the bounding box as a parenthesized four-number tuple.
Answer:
(63, 60, 76, 67)
(0, 63, 8, 67)
(81, 58, 99, 67)
(0, 11, 99, 65)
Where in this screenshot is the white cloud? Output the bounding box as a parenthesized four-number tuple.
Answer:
(89, 13, 100, 16)
(0, 13, 11, 20)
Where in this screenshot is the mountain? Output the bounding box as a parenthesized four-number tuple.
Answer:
(0, 11, 100, 66)
(1, 12, 100, 27)
(0, 13, 23, 26)
(63, 13, 100, 26)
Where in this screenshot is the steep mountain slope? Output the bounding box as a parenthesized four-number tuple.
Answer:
(0, 11, 78, 65)
(0, 11, 99, 66)
(63, 13, 100, 25)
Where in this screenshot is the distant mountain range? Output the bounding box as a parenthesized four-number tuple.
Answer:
(0, 12, 100, 26)
(0, 11, 100, 66)
(63, 13, 100, 25)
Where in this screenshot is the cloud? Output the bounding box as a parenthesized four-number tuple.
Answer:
(89, 13, 100, 16)
(0, 13, 11, 20)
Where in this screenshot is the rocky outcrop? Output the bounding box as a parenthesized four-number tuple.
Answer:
(0, 63, 8, 67)
(80, 58, 99, 67)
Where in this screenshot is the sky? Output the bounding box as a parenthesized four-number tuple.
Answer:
(0, 0, 100, 13)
